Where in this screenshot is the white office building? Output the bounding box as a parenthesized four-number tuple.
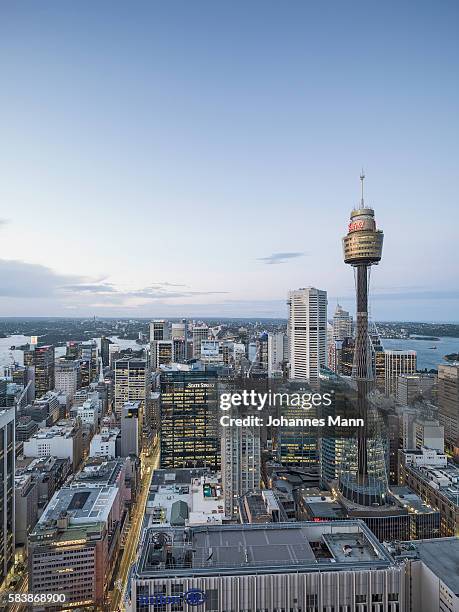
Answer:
(54, 359, 79, 399)
(89, 427, 120, 458)
(149, 320, 170, 341)
(288, 287, 327, 387)
(267, 332, 288, 378)
(385, 350, 417, 397)
(75, 396, 101, 427)
(192, 324, 209, 359)
(333, 303, 353, 340)
(23, 421, 82, 470)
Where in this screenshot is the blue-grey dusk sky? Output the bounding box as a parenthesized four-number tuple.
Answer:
(1, 1, 458, 320)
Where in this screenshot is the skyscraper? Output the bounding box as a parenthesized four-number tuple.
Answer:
(287, 287, 327, 388)
(192, 324, 209, 359)
(54, 359, 79, 400)
(160, 370, 219, 469)
(339, 173, 387, 506)
(150, 320, 170, 370)
(0, 408, 15, 582)
(222, 425, 261, 518)
(100, 336, 112, 368)
(80, 340, 99, 386)
(267, 332, 288, 378)
(171, 321, 186, 339)
(23, 344, 55, 398)
(332, 303, 353, 340)
(384, 350, 417, 397)
(151, 339, 174, 369)
(149, 320, 170, 341)
(113, 358, 147, 419)
(437, 363, 459, 457)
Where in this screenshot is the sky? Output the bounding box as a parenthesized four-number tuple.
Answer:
(0, 1, 458, 321)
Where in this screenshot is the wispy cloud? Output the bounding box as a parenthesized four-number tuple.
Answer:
(0, 259, 226, 307)
(257, 252, 307, 265)
(62, 283, 117, 294)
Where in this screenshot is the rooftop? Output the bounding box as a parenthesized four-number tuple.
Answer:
(390, 486, 438, 514)
(408, 462, 459, 506)
(388, 538, 459, 596)
(144, 468, 224, 528)
(413, 538, 459, 595)
(28, 423, 78, 440)
(136, 520, 394, 579)
(29, 521, 106, 545)
(39, 485, 118, 525)
(73, 459, 124, 486)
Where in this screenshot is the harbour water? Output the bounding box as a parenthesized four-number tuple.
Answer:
(382, 336, 459, 370)
(0, 335, 146, 371)
(0, 334, 457, 373)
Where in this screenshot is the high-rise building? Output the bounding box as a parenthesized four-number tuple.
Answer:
(0, 408, 15, 582)
(150, 321, 171, 370)
(437, 363, 459, 456)
(172, 337, 192, 363)
(287, 287, 327, 388)
(192, 325, 209, 359)
(267, 332, 288, 378)
(65, 340, 80, 360)
(113, 358, 147, 419)
(120, 401, 141, 457)
(160, 370, 219, 470)
(108, 343, 120, 368)
(28, 486, 118, 607)
(54, 359, 79, 400)
(278, 400, 319, 467)
(333, 303, 353, 340)
(339, 173, 388, 506)
(80, 340, 99, 386)
(171, 322, 185, 339)
(254, 332, 269, 372)
(100, 336, 112, 368)
(14, 472, 38, 547)
(24, 345, 55, 398)
(222, 425, 261, 517)
(385, 350, 417, 397)
(151, 340, 174, 369)
(149, 320, 170, 342)
(396, 373, 436, 405)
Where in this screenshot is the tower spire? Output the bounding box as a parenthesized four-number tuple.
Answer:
(360, 168, 365, 207)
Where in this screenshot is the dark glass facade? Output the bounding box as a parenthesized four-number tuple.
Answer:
(24, 345, 55, 398)
(160, 371, 219, 470)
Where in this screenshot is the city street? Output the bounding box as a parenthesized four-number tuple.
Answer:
(109, 441, 160, 612)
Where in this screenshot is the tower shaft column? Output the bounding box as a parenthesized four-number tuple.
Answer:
(355, 264, 372, 477)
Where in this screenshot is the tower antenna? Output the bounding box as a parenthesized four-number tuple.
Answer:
(360, 168, 365, 207)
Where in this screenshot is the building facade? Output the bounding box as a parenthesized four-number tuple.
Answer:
(114, 358, 147, 419)
(222, 425, 261, 517)
(287, 287, 327, 388)
(437, 363, 459, 456)
(160, 370, 219, 470)
(24, 345, 55, 398)
(385, 350, 417, 397)
(0, 409, 15, 582)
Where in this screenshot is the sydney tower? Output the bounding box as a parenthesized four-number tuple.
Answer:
(339, 173, 387, 506)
